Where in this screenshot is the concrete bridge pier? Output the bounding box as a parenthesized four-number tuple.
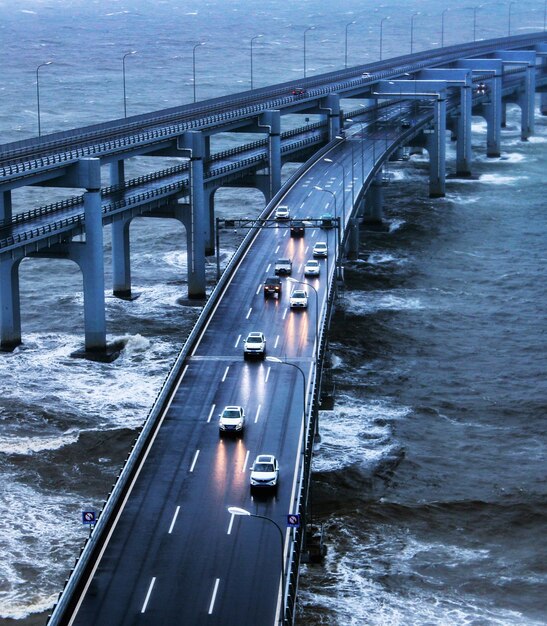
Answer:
(258, 110, 282, 200)
(69, 159, 108, 355)
(0, 256, 22, 351)
(363, 172, 384, 226)
(426, 93, 447, 198)
(538, 45, 547, 114)
(495, 51, 536, 140)
(1, 190, 12, 223)
(320, 94, 341, 140)
(178, 132, 207, 299)
(346, 218, 360, 259)
(109, 160, 136, 299)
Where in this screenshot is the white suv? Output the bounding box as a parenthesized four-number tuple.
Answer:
(243, 331, 266, 360)
(289, 289, 308, 309)
(250, 454, 279, 491)
(274, 205, 290, 220)
(313, 241, 328, 258)
(304, 259, 321, 277)
(218, 406, 245, 436)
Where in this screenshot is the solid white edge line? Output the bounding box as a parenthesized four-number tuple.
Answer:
(208, 578, 220, 614)
(189, 450, 200, 473)
(168, 506, 180, 535)
(141, 577, 156, 613)
(207, 404, 216, 424)
(222, 366, 230, 382)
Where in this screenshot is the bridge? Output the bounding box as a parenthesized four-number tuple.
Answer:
(1, 32, 545, 625)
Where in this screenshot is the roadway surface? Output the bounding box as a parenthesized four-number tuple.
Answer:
(66, 136, 362, 626)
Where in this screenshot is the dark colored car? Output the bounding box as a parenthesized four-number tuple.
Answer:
(290, 220, 305, 237)
(291, 87, 306, 96)
(264, 276, 282, 298)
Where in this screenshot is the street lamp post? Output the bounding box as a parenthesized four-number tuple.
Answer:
(303, 26, 315, 78)
(508, 1, 516, 36)
(122, 51, 137, 118)
(193, 42, 205, 103)
(227, 507, 286, 625)
(287, 277, 319, 367)
(410, 12, 420, 54)
(473, 6, 482, 42)
(250, 34, 263, 90)
(379, 16, 390, 61)
(345, 20, 356, 69)
(36, 61, 52, 137)
(323, 157, 347, 230)
(266, 356, 307, 458)
(441, 8, 450, 48)
(346, 118, 365, 182)
(313, 186, 337, 279)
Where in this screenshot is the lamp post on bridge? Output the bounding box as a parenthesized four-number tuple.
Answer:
(345, 20, 356, 69)
(192, 42, 205, 103)
(122, 51, 137, 118)
(441, 8, 450, 48)
(508, 1, 516, 36)
(410, 12, 420, 54)
(227, 507, 286, 625)
(314, 185, 338, 278)
(266, 357, 308, 460)
(250, 34, 263, 90)
(346, 118, 365, 183)
(303, 26, 315, 78)
(473, 6, 483, 42)
(323, 157, 347, 231)
(287, 277, 319, 370)
(379, 16, 390, 61)
(36, 61, 52, 137)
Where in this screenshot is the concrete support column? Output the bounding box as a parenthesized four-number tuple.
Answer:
(363, 172, 383, 224)
(110, 160, 125, 186)
(112, 216, 132, 298)
(486, 74, 502, 157)
(320, 93, 341, 140)
(81, 159, 106, 352)
(258, 110, 281, 200)
(539, 45, 547, 115)
(178, 131, 206, 299)
(0, 256, 22, 351)
(204, 186, 216, 256)
(456, 85, 473, 176)
(518, 64, 536, 140)
(1, 190, 12, 223)
(427, 95, 447, 198)
(346, 218, 360, 259)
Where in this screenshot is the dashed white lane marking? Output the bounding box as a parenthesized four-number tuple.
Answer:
(265, 366, 271, 382)
(275, 245, 280, 253)
(222, 366, 230, 382)
(190, 450, 200, 473)
(242, 450, 250, 472)
(246, 307, 252, 319)
(311, 230, 317, 238)
(208, 578, 220, 614)
(168, 506, 180, 535)
(235, 334, 241, 348)
(274, 336, 279, 349)
(141, 577, 156, 613)
(282, 308, 288, 320)
(255, 284, 261, 296)
(283, 230, 288, 237)
(266, 263, 271, 273)
(305, 245, 309, 253)
(227, 512, 236, 535)
(207, 404, 216, 423)
(254, 404, 261, 424)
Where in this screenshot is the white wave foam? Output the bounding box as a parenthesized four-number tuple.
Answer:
(0, 479, 92, 619)
(341, 290, 425, 316)
(388, 218, 405, 233)
(0, 430, 79, 455)
(367, 253, 406, 265)
(527, 135, 547, 144)
(479, 173, 528, 185)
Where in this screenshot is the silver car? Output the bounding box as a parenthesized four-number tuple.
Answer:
(304, 259, 321, 277)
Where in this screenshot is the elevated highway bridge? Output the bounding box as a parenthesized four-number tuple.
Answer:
(0, 32, 545, 625)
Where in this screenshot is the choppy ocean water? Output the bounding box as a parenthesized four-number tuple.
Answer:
(1, 1, 546, 624)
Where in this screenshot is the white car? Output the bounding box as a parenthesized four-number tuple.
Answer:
(313, 241, 328, 258)
(274, 205, 290, 220)
(243, 331, 266, 359)
(218, 406, 245, 436)
(304, 259, 321, 277)
(250, 454, 279, 491)
(289, 289, 308, 309)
